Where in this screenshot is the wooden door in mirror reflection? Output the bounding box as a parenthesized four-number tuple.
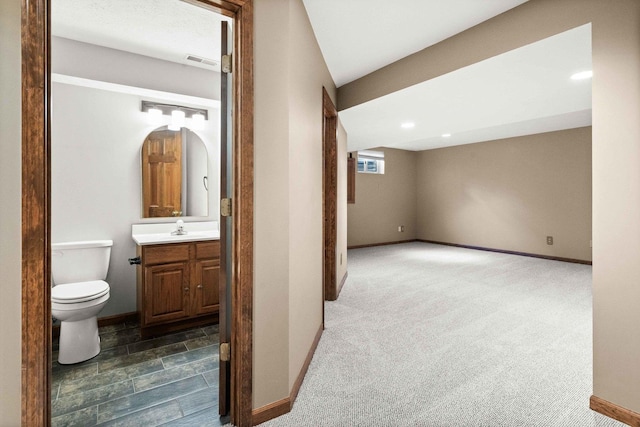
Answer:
(142, 130, 183, 217)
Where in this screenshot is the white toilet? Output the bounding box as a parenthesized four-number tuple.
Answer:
(51, 240, 112, 364)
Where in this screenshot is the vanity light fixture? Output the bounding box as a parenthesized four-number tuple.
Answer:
(401, 122, 415, 129)
(141, 101, 209, 131)
(191, 113, 205, 131)
(169, 110, 186, 131)
(571, 70, 593, 80)
(147, 107, 163, 125)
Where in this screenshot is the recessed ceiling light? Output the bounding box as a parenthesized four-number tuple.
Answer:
(442, 133, 452, 138)
(571, 70, 593, 80)
(401, 122, 415, 129)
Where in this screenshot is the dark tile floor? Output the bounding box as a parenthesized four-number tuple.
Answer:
(51, 321, 222, 427)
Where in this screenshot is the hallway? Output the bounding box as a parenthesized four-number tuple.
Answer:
(262, 243, 624, 426)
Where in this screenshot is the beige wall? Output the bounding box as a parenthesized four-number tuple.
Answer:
(254, 0, 292, 406)
(0, 0, 22, 424)
(591, 0, 640, 412)
(336, 122, 348, 284)
(340, 0, 640, 415)
(286, 0, 336, 392)
(254, 0, 345, 408)
(347, 147, 417, 247)
(416, 128, 592, 261)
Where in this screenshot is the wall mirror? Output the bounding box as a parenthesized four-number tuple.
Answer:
(141, 126, 209, 218)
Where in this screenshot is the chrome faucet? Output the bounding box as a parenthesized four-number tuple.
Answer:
(171, 219, 188, 236)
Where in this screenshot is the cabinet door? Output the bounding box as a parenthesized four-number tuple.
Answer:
(144, 262, 190, 325)
(193, 258, 220, 316)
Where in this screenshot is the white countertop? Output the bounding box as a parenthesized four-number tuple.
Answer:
(132, 221, 219, 245)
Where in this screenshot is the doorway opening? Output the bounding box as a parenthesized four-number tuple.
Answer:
(21, 0, 254, 426)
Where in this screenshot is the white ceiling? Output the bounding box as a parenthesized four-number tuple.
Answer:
(52, 0, 592, 153)
(302, 0, 530, 87)
(339, 24, 592, 152)
(303, 0, 592, 152)
(52, 0, 230, 71)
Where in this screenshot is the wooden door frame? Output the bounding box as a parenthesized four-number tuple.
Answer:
(20, 0, 254, 426)
(322, 88, 338, 301)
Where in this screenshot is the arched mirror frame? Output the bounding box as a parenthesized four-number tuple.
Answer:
(140, 126, 211, 218)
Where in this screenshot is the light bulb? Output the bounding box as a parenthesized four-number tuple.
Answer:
(191, 113, 205, 130)
(148, 108, 162, 125)
(170, 110, 185, 130)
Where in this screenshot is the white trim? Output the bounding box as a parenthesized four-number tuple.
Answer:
(52, 73, 220, 109)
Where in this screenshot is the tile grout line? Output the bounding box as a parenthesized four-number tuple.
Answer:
(52, 378, 136, 419)
(175, 396, 187, 418)
(131, 375, 139, 394)
(203, 368, 220, 388)
(160, 354, 167, 370)
(53, 324, 220, 425)
(97, 378, 209, 425)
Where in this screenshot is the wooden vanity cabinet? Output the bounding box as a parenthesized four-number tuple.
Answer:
(136, 240, 220, 338)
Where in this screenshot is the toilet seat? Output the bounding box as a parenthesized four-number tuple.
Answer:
(52, 280, 110, 304)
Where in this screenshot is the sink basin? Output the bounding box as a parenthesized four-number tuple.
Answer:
(132, 221, 219, 245)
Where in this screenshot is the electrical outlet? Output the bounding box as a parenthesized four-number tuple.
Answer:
(340, 253, 343, 265)
(547, 236, 553, 245)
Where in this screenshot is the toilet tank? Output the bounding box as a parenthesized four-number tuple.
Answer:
(51, 240, 113, 285)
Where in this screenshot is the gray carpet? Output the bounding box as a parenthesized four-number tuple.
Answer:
(259, 242, 626, 427)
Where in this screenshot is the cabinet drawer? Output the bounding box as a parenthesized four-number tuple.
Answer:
(144, 243, 190, 265)
(196, 241, 220, 259)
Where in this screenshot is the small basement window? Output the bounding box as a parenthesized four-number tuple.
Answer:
(357, 150, 385, 174)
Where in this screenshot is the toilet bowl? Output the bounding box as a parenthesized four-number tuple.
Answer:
(51, 240, 112, 364)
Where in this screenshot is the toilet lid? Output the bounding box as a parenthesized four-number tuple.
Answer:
(52, 280, 110, 303)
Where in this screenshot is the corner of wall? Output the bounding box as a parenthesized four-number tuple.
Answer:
(347, 147, 419, 247)
(336, 120, 348, 288)
(252, 0, 343, 420)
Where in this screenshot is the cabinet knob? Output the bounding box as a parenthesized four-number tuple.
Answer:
(184, 287, 189, 293)
(197, 284, 203, 289)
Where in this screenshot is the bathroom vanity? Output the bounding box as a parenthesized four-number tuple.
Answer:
(132, 222, 220, 338)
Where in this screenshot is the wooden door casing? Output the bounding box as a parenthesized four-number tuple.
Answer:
(323, 88, 338, 302)
(347, 156, 356, 204)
